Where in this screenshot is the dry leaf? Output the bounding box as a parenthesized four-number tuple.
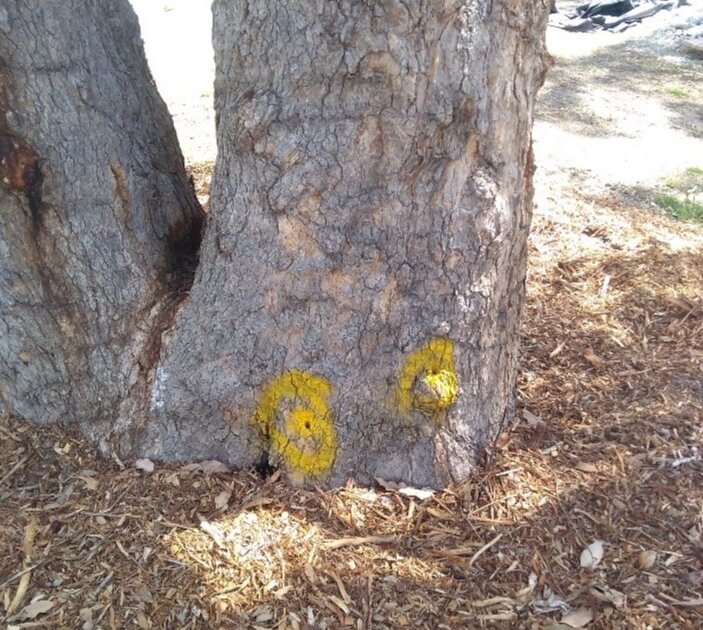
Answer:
(575, 462, 598, 473)
(274, 585, 293, 600)
(638, 550, 657, 569)
(255, 607, 273, 623)
(375, 477, 435, 500)
(135, 584, 154, 603)
(137, 610, 151, 629)
(561, 607, 593, 627)
(375, 477, 401, 491)
(532, 592, 569, 613)
(214, 490, 231, 510)
(164, 472, 181, 487)
(78, 475, 99, 490)
(590, 584, 626, 609)
(580, 541, 604, 569)
(523, 408, 542, 427)
(199, 520, 226, 548)
(12, 598, 55, 621)
(135, 458, 155, 473)
(181, 460, 229, 474)
(44, 483, 74, 510)
(303, 563, 317, 584)
(584, 347, 606, 370)
(398, 486, 435, 500)
(79, 607, 94, 630)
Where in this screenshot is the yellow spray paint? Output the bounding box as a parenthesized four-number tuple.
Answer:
(255, 370, 337, 478)
(396, 338, 459, 417)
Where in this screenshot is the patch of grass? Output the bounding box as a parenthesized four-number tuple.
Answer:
(664, 85, 689, 99)
(655, 193, 703, 223)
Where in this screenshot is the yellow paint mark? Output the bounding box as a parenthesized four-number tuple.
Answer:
(396, 338, 459, 417)
(255, 370, 337, 479)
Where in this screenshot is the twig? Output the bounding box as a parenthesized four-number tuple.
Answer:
(321, 535, 397, 550)
(0, 562, 42, 591)
(7, 517, 38, 615)
(468, 532, 503, 568)
(0, 456, 29, 486)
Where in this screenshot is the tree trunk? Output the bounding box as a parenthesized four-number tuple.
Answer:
(0, 1, 203, 450)
(144, 0, 551, 487)
(1, 0, 550, 489)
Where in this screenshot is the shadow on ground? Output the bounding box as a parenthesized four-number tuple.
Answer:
(1, 230, 702, 628)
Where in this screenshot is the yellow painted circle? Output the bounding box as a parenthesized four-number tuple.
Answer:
(396, 338, 459, 417)
(255, 370, 337, 478)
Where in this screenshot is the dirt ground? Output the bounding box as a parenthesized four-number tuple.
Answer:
(2, 4, 703, 629)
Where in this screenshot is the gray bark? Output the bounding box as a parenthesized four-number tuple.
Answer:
(0, 1, 203, 451)
(1, 0, 550, 489)
(144, 0, 551, 487)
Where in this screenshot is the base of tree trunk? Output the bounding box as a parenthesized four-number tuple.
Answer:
(1, 0, 551, 489)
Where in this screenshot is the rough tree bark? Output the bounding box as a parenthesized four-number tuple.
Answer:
(144, 0, 551, 487)
(0, 1, 203, 450)
(1, 0, 550, 488)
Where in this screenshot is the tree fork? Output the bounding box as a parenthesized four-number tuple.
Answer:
(0, 1, 550, 489)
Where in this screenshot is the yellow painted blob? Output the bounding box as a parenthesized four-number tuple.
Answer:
(396, 338, 459, 417)
(255, 370, 337, 478)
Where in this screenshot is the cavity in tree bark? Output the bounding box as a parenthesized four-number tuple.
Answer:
(1, 0, 550, 489)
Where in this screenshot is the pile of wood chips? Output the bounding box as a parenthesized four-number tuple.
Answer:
(2, 170, 703, 630)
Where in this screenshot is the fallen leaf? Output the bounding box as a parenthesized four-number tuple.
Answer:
(255, 607, 273, 623)
(638, 550, 657, 569)
(303, 563, 317, 584)
(561, 607, 593, 627)
(523, 408, 542, 427)
(532, 592, 569, 613)
(584, 347, 606, 370)
(590, 583, 626, 609)
(214, 490, 231, 510)
(274, 585, 293, 600)
(12, 598, 55, 621)
(375, 477, 401, 491)
(398, 486, 435, 500)
(79, 607, 93, 622)
(199, 520, 225, 548)
(135, 584, 154, 604)
(575, 462, 598, 473)
(375, 477, 435, 500)
(135, 458, 155, 473)
(181, 460, 229, 474)
(580, 541, 604, 569)
(44, 483, 74, 510)
(165, 472, 181, 487)
(137, 610, 151, 629)
(78, 475, 99, 490)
